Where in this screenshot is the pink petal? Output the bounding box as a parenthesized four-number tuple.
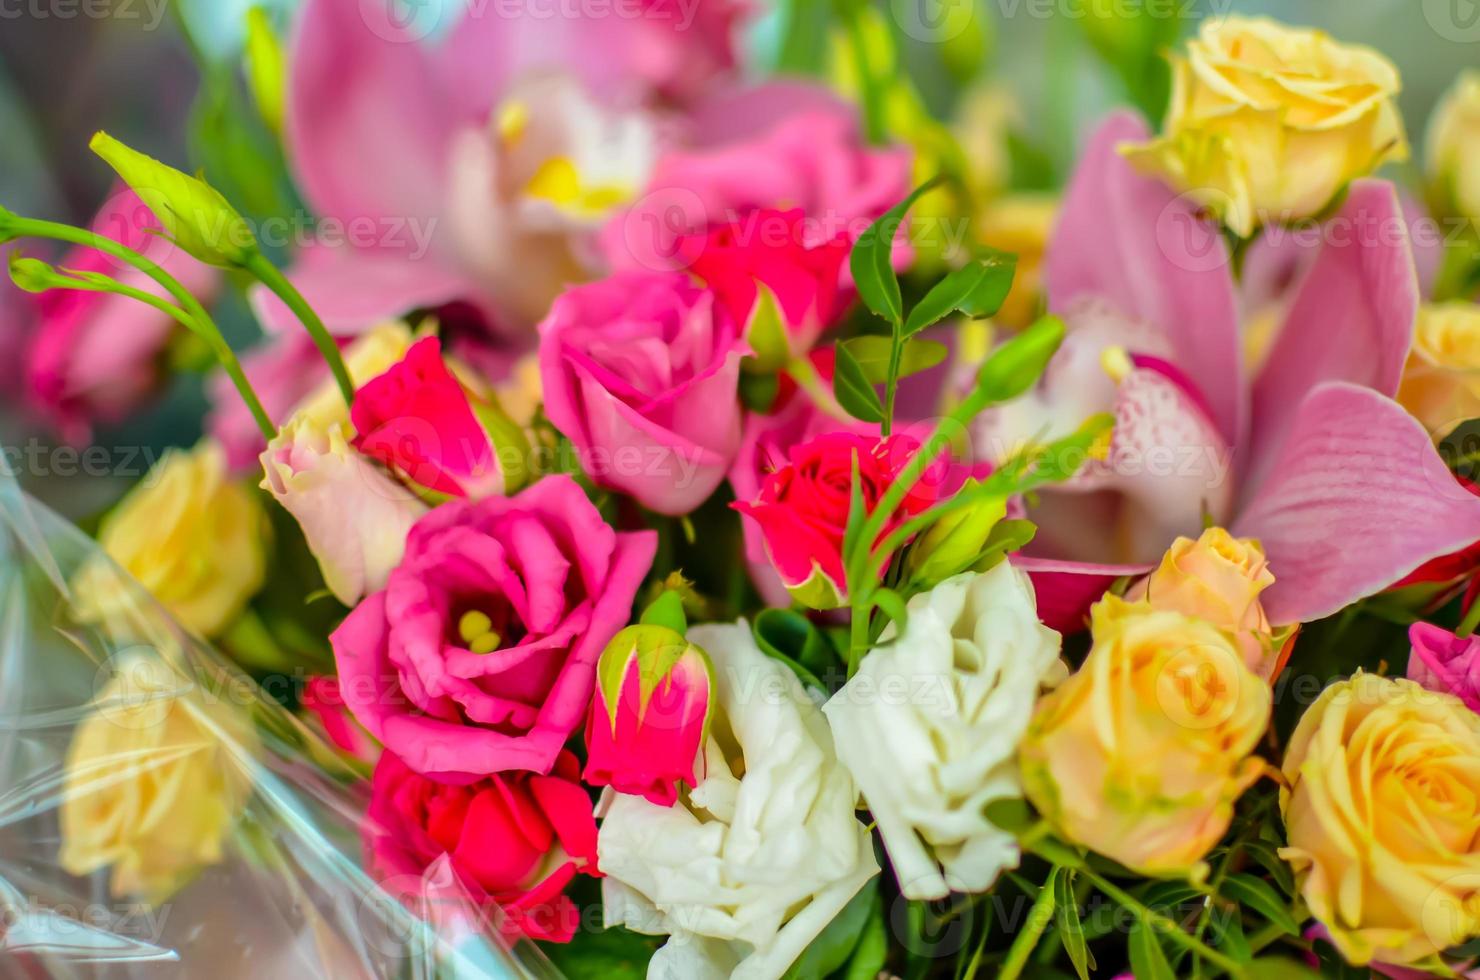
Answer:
(1046, 111, 1243, 448)
(1232, 383, 1480, 625)
(251, 243, 487, 336)
(1244, 181, 1419, 501)
(1012, 555, 1152, 634)
(286, 0, 459, 234)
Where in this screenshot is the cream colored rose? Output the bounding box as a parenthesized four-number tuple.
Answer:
(260, 419, 427, 606)
(1280, 673, 1480, 969)
(1121, 16, 1408, 237)
(1397, 302, 1480, 438)
(60, 655, 254, 900)
(76, 441, 267, 637)
(1427, 71, 1480, 223)
(977, 194, 1057, 329)
(823, 562, 1065, 900)
(1130, 527, 1281, 678)
(1020, 596, 1271, 876)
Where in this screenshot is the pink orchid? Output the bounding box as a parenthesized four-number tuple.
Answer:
(262, 0, 748, 335)
(991, 112, 1480, 629)
(24, 190, 219, 443)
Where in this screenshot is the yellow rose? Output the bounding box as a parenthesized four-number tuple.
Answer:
(1397, 302, 1480, 438)
(1121, 16, 1408, 237)
(1427, 71, 1480, 223)
(1130, 527, 1281, 678)
(1020, 596, 1271, 876)
(60, 655, 254, 900)
(976, 194, 1057, 329)
(77, 441, 267, 637)
(1280, 673, 1480, 968)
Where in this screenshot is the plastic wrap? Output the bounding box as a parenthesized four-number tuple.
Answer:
(0, 470, 563, 979)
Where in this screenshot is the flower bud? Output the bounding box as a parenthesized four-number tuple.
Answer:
(90, 131, 257, 267)
(904, 488, 1007, 589)
(584, 623, 713, 806)
(1427, 71, 1480, 224)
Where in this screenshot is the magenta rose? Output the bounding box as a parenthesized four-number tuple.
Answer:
(1408, 622, 1480, 714)
(680, 208, 850, 367)
(538, 271, 747, 515)
(733, 431, 938, 608)
(331, 474, 656, 779)
(366, 749, 598, 943)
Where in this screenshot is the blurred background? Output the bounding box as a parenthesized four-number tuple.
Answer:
(0, 0, 1471, 519)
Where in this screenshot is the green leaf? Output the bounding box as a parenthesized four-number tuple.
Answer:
(999, 867, 1060, 980)
(753, 608, 840, 690)
(982, 798, 1036, 835)
(870, 588, 909, 640)
(842, 335, 949, 384)
(832, 342, 886, 423)
(841, 450, 868, 574)
(542, 926, 662, 980)
(1240, 840, 1297, 897)
(1128, 920, 1175, 980)
(850, 177, 942, 325)
(1221, 874, 1301, 936)
(1248, 957, 1324, 980)
(1024, 414, 1115, 485)
(975, 314, 1066, 403)
(1210, 905, 1252, 964)
(1055, 871, 1092, 980)
(904, 250, 1018, 336)
(785, 879, 879, 980)
(843, 889, 888, 980)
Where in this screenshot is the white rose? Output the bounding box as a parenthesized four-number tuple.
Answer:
(822, 562, 1065, 900)
(598, 621, 879, 980)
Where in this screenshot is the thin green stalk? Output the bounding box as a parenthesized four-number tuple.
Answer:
(244, 251, 354, 406)
(2, 215, 274, 438)
(998, 868, 1059, 980)
(833, 0, 886, 145)
(1073, 864, 1248, 978)
(883, 334, 902, 436)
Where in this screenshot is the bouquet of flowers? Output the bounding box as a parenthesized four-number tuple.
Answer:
(5, 2, 1480, 978)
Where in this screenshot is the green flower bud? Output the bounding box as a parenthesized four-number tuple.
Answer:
(90, 131, 257, 268)
(976, 314, 1065, 403)
(906, 488, 1007, 588)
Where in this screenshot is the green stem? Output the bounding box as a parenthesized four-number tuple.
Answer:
(1073, 864, 1247, 978)
(3, 215, 274, 439)
(833, 0, 886, 145)
(883, 333, 902, 436)
(244, 251, 353, 406)
(998, 868, 1059, 980)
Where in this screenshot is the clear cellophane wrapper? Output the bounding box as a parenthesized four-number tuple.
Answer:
(0, 471, 563, 979)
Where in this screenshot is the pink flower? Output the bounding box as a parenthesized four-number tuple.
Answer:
(605, 103, 912, 276)
(366, 749, 598, 944)
(24, 189, 219, 443)
(733, 432, 936, 608)
(583, 624, 712, 806)
(538, 271, 747, 514)
(269, 0, 748, 334)
(351, 336, 526, 500)
(301, 675, 379, 764)
(728, 360, 874, 605)
(331, 475, 656, 779)
(989, 112, 1480, 629)
(1407, 622, 1480, 714)
(679, 208, 851, 365)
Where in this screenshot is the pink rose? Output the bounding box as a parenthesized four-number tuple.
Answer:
(25, 189, 219, 443)
(733, 431, 937, 608)
(366, 749, 598, 943)
(680, 208, 850, 366)
(604, 106, 912, 275)
(583, 623, 712, 806)
(1407, 621, 1480, 714)
(351, 336, 527, 500)
(728, 362, 874, 605)
(538, 271, 746, 515)
(331, 475, 656, 778)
